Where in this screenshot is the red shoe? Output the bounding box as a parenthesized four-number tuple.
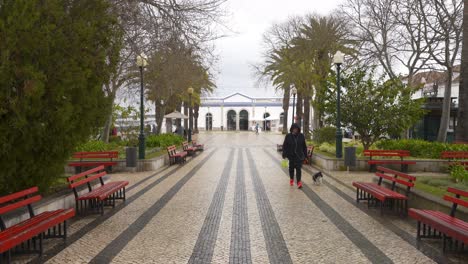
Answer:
(290, 179, 294, 186)
(297, 181, 303, 189)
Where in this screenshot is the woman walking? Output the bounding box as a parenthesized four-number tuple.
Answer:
(282, 123, 307, 189)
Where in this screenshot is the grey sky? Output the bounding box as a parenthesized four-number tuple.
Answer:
(212, 0, 343, 98)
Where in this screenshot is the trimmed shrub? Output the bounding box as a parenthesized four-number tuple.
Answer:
(375, 139, 468, 159)
(75, 140, 120, 152)
(312, 127, 336, 144)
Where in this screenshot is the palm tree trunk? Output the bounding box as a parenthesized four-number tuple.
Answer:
(456, 1, 468, 142)
(296, 93, 303, 127)
(282, 87, 290, 134)
(303, 95, 311, 139)
(194, 104, 200, 133)
(155, 102, 165, 134)
(183, 104, 188, 129)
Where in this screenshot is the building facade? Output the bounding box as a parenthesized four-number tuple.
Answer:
(197, 93, 295, 132)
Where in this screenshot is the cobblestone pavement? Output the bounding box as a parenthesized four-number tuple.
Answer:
(12, 132, 467, 264)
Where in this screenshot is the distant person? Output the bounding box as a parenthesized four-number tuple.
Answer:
(255, 123, 259, 135)
(282, 123, 307, 189)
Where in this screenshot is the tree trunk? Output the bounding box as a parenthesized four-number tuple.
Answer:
(101, 111, 112, 143)
(100, 90, 116, 143)
(194, 104, 199, 133)
(183, 104, 188, 129)
(312, 104, 320, 130)
(437, 67, 453, 142)
(303, 95, 311, 139)
(456, 1, 468, 142)
(155, 102, 165, 135)
(296, 93, 303, 126)
(282, 87, 290, 134)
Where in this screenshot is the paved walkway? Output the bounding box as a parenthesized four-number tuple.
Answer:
(18, 132, 467, 263)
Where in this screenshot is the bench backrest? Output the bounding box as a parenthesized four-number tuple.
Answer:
(444, 187, 468, 217)
(67, 166, 106, 197)
(73, 151, 118, 160)
(0, 187, 41, 229)
(441, 151, 468, 160)
(182, 141, 189, 150)
(167, 145, 177, 157)
(364, 150, 410, 159)
(307, 146, 314, 158)
(376, 166, 416, 195)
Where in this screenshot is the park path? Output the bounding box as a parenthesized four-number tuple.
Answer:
(17, 132, 466, 263)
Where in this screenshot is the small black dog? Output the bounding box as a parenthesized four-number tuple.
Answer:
(312, 171, 323, 185)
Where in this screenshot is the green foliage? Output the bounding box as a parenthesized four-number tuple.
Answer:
(318, 142, 336, 155)
(376, 139, 468, 159)
(324, 67, 425, 150)
(0, 0, 123, 194)
(75, 140, 120, 153)
(312, 126, 336, 144)
(146, 134, 184, 148)
(449, 165, 468, 184)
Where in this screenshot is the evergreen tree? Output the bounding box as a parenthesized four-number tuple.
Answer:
(0, 0, 122, 194)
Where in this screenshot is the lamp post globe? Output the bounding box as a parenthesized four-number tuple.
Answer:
(291, 87, 297, 125)
(333, 51, 344, 159)
(187, 87, 194, 142)
(136, 53, 148, 159)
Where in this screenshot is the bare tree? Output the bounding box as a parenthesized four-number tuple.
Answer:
(419, 0, 463, 142)
(100, 0, 226, 141)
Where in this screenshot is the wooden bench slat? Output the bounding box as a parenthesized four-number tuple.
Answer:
(67, 165, 105, 182)
(444, 195, 468, 208)
(69, 171, 107, 189)
(0, 195, 42, 215)
(447, 187, 468, 197)
(0, 187, 39, 204)
(377, 166, 417, 181)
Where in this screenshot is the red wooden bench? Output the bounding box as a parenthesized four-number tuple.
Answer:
(167, 145, 187, 165)
(0, 187, 75, 263)
(353, 166, 416, 215)
(441, 151, 468, 170)
(409, 187, 468, 252)
(182, 141, 197, 156)
(68, 151, 119, 173)
(67, 166, 128, 215)
(364, 149, 416, 173)
(192, 140, 204, 151)
(304, 146, 314, 165)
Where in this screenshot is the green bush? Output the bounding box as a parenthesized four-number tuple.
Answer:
(375, 139, 468, 159)
(312, 127, 336, 144)
(146, 134, 184, 148)
(75, 140, 120, 152)
(450, 164, 468, 184)
(318, 142, 336, 155)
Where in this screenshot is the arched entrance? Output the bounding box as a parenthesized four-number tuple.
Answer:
(263, 112, 271, 131)
(239, 110, 249, 131)
(206, 113, 213, 131)
(227, 110, 237, 131)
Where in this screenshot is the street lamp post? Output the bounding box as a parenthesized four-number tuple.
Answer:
(333, 51, 345, 159)
(188, 87, 194, 142)
(291, 87, 297, 125)
(136, 54, 148, 159)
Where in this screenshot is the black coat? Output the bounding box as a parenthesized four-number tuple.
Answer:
(282, 133, 307, 160)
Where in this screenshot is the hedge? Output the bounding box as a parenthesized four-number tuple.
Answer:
(376, 139, 468, 159)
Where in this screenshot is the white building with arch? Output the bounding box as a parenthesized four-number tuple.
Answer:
(197, 92, 296, 132)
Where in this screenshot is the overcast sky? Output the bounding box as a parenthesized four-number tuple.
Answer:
(211, 0, 344, 98)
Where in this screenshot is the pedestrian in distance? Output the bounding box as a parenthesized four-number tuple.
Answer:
(255, 123, 259, 135)
(282, 123, 307, 189)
